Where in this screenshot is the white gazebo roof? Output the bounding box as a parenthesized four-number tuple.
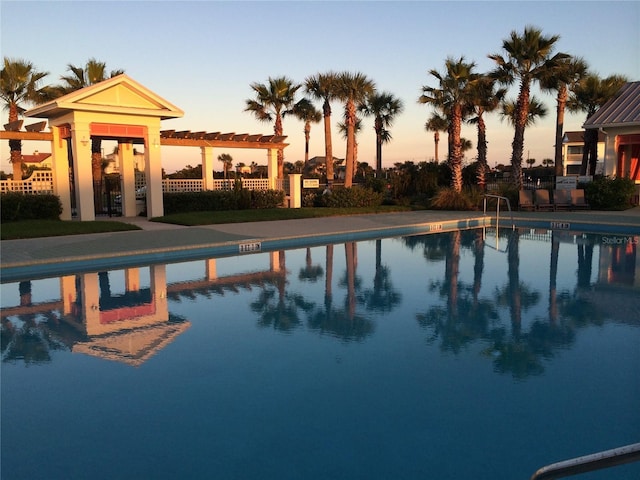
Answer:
(25, 74, 184, 120)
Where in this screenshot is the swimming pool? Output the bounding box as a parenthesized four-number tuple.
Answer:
(1, 227, 639, 479)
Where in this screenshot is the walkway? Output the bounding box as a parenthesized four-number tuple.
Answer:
(1, 208, 639, 281)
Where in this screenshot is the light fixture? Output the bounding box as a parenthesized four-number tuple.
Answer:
(153, 138, 160, 149)
(80, 136, 89, 146)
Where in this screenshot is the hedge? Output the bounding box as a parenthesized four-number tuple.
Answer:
(162, 189, 285, 215)
(1, 193, 62, 222)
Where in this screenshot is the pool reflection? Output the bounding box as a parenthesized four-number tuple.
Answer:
(2, 227, 638, 375)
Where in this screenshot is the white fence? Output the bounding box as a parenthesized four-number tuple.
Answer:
(1, 172, 279, 196)
(0, 171, 54, 194)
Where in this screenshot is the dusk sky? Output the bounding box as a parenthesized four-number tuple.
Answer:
(2, 0, 639, 174)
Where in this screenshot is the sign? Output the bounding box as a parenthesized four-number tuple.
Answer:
(303, 178, 320, 189)
(577, 175, 593, 184)
(555, 176, 577, 190)
(239, 242, 261, 253)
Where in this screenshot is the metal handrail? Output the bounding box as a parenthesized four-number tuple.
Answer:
(483, 194, 515, 229)
(530, 442, 640, 480)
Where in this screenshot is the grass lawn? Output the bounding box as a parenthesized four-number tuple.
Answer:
(1, 219, 141, 240)
(153, 205, 415, 226)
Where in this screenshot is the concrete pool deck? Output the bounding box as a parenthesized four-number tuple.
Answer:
(1, 207, 639, 281)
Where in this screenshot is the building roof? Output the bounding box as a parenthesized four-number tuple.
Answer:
(21, 152, 51, 164)
(562, 130, 605, 143)
(583, 81, 640, 129)
(25, 74, 184, 120)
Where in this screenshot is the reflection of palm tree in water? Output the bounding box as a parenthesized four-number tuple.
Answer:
(549, 232, 559, 322)
(360, 239, 402, 312)
(299, 248, 323, 282)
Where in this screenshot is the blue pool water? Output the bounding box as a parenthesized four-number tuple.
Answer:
(1, 227, 639, 480)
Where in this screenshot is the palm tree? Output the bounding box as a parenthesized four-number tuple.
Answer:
(245, 76, 300, 179)
(338, 115, 364, 177)
(334, 72, 376, 187)
(1, 58, 50, 180)
(489, 26, 569, 189)
(539, 56, 588, 176)
(359, 91, 404, 177)
(501, 97, 548, 128)
(568, 73, 628, 175)
(54, 59, 125, 183)
(292, 97, 322, 168)
(466, 75, 506, 190)
(419, 56, 478, 192)
(305, 72, 339, 187)
(424, 114, 448, 163)
(217, 153, 233, 180)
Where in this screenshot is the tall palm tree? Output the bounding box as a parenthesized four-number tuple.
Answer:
(305, 72, 339, 187)
(489, 26, 569, 189)
(359, 91, 404, 177)
(419, 56, 478, 192)
(539, 56, 588, 176)
(217, 153, 233, 180)
(568, 73, 628, 175)
(292, 97, 322, 168)
(54, 58, 125, 183)
(334, 72, 376, 187)
(466, 75, 506, 190)
(245, 76, 300, 179)
(1, 58, 50, 180)
(424, 114, 448, 163)
(501, 97, 548, 128)
(338, 115, 363, 176)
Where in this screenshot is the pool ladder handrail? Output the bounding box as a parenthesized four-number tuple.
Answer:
(529, 442, 640, 480)
(483, 194, 515, 230)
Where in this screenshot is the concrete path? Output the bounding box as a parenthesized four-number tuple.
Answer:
(1, 208, 638, 278)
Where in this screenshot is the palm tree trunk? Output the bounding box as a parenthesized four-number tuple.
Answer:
(476, 114, 488, 190)
(554, 86, 567, 176)
(344, 101, 356, 188)
(511, 84, 530, 189)
(450, 106, 463, 192)
(434, 132, 440, 163)
(323, 101, 334, 188)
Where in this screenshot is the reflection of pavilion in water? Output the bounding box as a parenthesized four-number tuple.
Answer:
(2, 252, 287, 366)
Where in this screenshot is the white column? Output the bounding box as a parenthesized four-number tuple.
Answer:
(288, 173, 301, 208)
(267, 148, 278, 190)
(145, 131, 164, 218)
(71, 124, 95, 221)
(51, 126, 72, 220)
(120, 141, 137, 217)
(201, 146, 215, 190)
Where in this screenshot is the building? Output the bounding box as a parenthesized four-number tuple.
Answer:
(583, 81, 640, 182)
(561, 131, 605, 176)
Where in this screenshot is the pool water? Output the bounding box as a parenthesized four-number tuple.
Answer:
(2, 227, 639, 480)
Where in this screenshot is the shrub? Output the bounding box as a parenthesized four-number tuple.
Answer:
(1, 193, 62, 222)
(320, 186, 384, 208)
(162, 189, 284, 215)
(429, 188, 474, 210)
(584, 176, 637, 210)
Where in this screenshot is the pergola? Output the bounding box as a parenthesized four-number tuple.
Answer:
(1, 74, 288, 220)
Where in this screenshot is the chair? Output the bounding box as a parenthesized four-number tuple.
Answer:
(553, 189, 572, 211)
(519, 190, 535, 211)
(571, 189, 590, 210)
(534, 190, 554, 211)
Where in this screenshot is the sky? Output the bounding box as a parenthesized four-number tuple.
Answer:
(1, 0, 639, 174)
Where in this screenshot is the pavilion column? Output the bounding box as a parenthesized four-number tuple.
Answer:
(144, 129, 164, 218)
(120, 141, 137, 217)
(603, 132, 617, 177)
(51, 126, 72, 220)
(125, 268, 140, 292)
(60, 275, 77, 315)
(150, 264, 168, 320)
(201, 146, 215, 190)
(80, 272, 101, 335)
(205, 259, 217, 280)
(71, 123, 95, 221)
(267, 148, 278, 190)
(288, 173, 301, 208)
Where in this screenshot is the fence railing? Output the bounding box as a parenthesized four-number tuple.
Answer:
(0, 171, 54, 194)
